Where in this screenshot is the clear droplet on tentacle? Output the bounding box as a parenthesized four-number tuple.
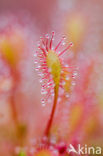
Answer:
(73, 71, 78, 76)
(72, 81, 76, 86)
(66, 75, 70, 80)
(35, 66, 40, 71)
(37, 41, 41, 47)
(41, 88, 47, 95)
(41, 98, 46, 107)
(33, 53, 37, 57)
(45, 34, 49, 39)
(34, 60, 38, 64)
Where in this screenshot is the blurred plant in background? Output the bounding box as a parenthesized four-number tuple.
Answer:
(0, 0, 103, 156)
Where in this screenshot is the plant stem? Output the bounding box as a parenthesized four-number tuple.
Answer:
(45, 85, 59, 136)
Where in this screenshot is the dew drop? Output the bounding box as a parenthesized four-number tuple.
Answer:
(41, 99, 46, 107)
(72, 81, 76, 86)
(62, 41, 66, 46)
(38, 73, 44, 77)
(39, 79, 42, 83)
(40, 36, 43, 40)
(41, 89, 47, 95)
(66, 76, 70, 80)
(34, 60, 38, 64)
(35, 67, 39, 71)
(37, 41, 40, 47)
(45, 34, 49, 38)
(34, 53, 37, 57)
(47, 85, 50, 89)
(73, 71, 78, 76)
(62, 35, 66, 40)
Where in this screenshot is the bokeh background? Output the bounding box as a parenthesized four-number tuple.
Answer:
(0, 0, 103, 155)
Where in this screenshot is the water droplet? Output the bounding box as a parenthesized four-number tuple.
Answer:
(37, 41, 40, 47)
(34, 53, 37, 57)
(72, 81, 76, 86)
(62, 41, 66, 45)
(73, 71, 78, 76)
(39, 79, 43, 83)
(47, 85, 50, 89)
(35, 67, 39, 71)
(62, 35, 66, 40)
(41, 99, 46, 107)
(36, 65, 41, 69)
(41, 89, 47, 95)
(40, 36, 43, 39)
(38, 73, 44, 77)
(34, 60, 38, 64)
(45, 34, 49, 38)
(66, 76, 70, 80)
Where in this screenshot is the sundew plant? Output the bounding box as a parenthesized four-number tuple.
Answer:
(30, 32, 77, 156)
